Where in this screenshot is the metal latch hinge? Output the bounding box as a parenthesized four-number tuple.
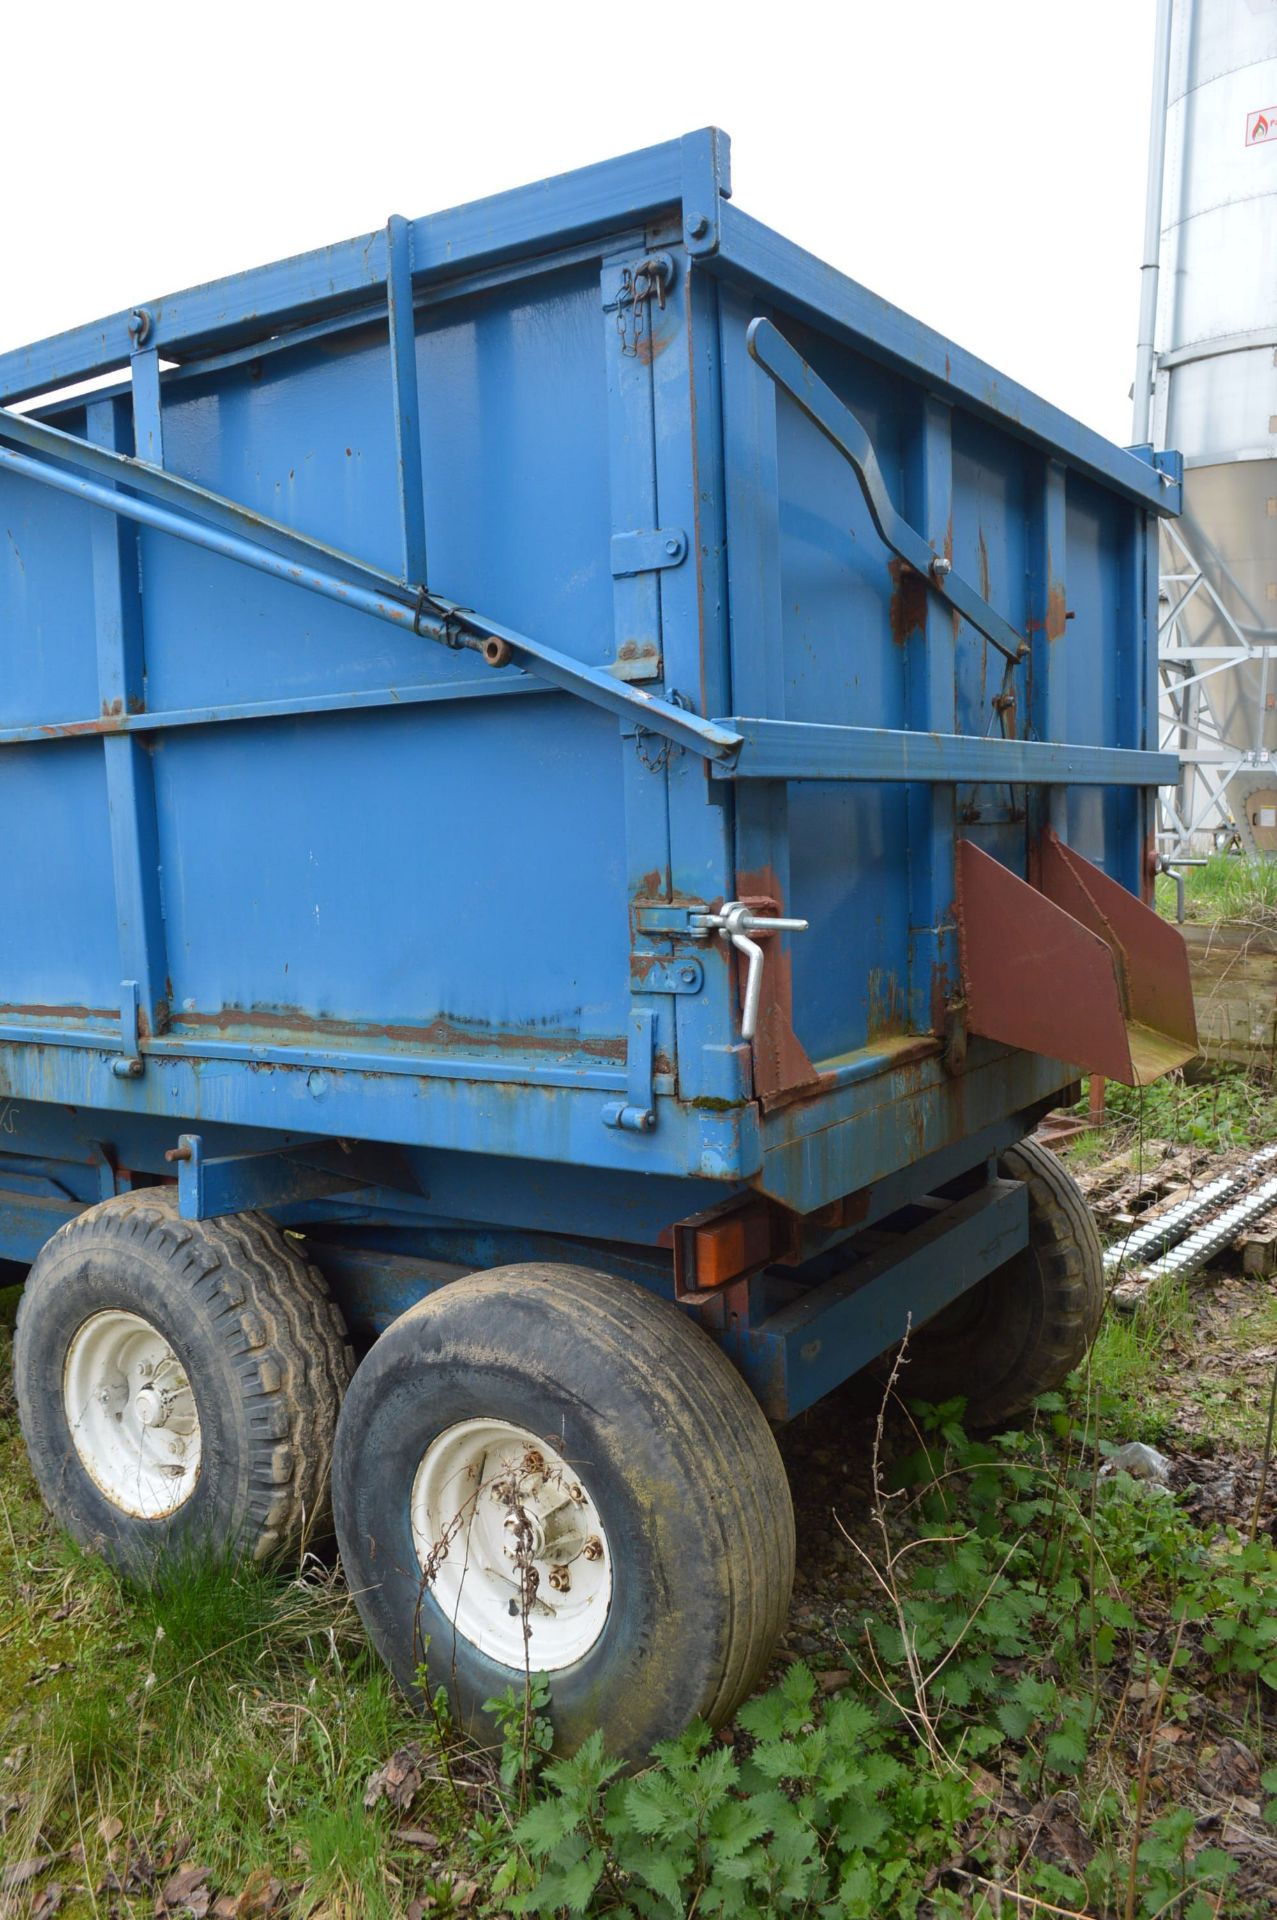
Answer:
(611, 528, 688, 577)
(605, 253, 676, 358)
(602, 1007, 656, 1133)
(629, 954, 703, 995)
(112, 979, 144, 1079)
(632, 902, 809, 1042)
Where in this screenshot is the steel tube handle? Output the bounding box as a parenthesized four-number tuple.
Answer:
(691, 902, 808, 1042)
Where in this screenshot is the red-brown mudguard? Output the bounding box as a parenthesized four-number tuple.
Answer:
(955, 830, 1197, 1085)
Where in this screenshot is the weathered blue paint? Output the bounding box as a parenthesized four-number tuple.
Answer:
(0, 133, 1177, 1416)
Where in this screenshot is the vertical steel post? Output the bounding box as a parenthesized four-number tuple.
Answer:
(904, 397, 956, 1031)
(719, 286, 793, 1090)
(1029, 460, 1070, 847)
(657, 262, 749, 1120)
(386, 214, 428, 586)
(602, 246, 677, 1124)
(87, 391, 170, 1052)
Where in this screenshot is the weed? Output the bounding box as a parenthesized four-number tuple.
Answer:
(481, 1386, 1277, 1915)
(1075, 1066, 1277, 1156)
(5, 1215, 1277, 1915)
(1157, 852, 1277, 929)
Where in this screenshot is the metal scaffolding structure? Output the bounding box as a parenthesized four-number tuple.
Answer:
(1137, 0, 1277, 858)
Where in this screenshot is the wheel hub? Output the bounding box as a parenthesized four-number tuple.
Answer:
(410, 1418, 612, 1671)
(63, 1310, 201, 1518)
(134, 1385, 169, 1428)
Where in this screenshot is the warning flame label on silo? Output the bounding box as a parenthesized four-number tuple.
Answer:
(1246, 107, 1277, 146)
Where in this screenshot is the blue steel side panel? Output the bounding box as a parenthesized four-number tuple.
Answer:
(770, 319, 912, 1063)
(143, 265, 616, 714)
(1061, 473, 1147, 897)
(708, 200, 1173, 519)
(949, 412, 1033, 878)
(14, 262, 639, 1077)
(151, 700, 631, 1060)
(719, 290, 1159, 1084)
(0, 475, 100, 725)
(0, 742, 119, 1017)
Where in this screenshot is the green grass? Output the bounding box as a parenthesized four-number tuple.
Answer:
(1087, 1277, 1196, 1443)
(1157, 850, 1277, 926)
(0, 1283, 462, 1918)
(1071, 1063, 1277, 1156)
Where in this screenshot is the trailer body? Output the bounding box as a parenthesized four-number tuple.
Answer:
(0, 131, 1192, 1418)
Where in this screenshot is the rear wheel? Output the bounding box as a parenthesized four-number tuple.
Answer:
(333, 1263, 795, 1762)
(899, 1137, 1104, 1427)
(15, 1190, 353, 1573)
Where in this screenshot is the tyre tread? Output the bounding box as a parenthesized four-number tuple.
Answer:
(359, 1262, 795, 1735)
(15, 1189, 354, 1561)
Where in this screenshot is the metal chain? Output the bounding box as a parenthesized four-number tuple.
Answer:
(634, 688, 691, 772)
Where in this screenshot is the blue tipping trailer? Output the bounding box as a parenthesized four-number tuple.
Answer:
(0, 131, 1195, 1755)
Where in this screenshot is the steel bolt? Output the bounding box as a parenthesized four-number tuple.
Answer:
(679, 965, 697, 985)
(548, 1564, 571, 1593)
(582, 1536, 603, 1562)
(664, 537, 681, 556)
(930, 555, 952, 580)
(687, 211, 710, 240)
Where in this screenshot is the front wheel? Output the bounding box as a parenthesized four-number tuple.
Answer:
(15, 1190, 354, 1573)
(332, 1263, 795, 1762)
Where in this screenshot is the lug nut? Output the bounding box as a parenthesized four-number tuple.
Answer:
(583, 1536, 603, 1562)
(548, 1564, 571, 1593)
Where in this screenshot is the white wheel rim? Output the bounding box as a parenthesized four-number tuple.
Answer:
(63, 1310, 202, 1519)
(410, 1418, 613, 1671)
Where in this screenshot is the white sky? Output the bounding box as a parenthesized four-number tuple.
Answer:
(2, 0, 1157, 448)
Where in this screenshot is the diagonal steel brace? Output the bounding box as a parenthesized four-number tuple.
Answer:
(0, 404, 740, 766)
(746, 317, 1029, 665)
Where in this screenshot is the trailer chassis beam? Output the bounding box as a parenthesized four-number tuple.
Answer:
(716, 1176, 1030, 1420)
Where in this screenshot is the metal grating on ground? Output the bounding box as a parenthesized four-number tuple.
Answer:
(1097, 1142, 1277, 1285)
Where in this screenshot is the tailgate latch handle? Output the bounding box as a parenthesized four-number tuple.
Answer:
(746, 316, 1029, 668)
(691, 903, 808, 1042)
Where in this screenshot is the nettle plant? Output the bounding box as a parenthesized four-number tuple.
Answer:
(499, 1664, 972, 1919)
(472, 1392, 1275, 1919)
